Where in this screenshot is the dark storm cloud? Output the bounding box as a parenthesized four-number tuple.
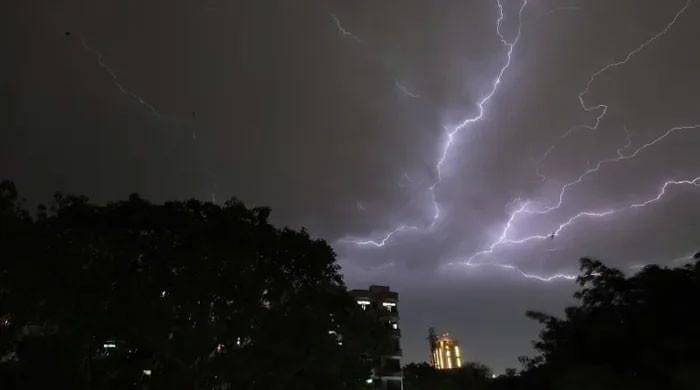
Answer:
(2, 0, 699, 373)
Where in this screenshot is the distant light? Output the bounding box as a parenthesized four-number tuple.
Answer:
(491, 374, 497, 379)
(365, 378, 373, 384)
(357, 300, 371, 310)
(103, 343, 117, 349)
(143, 369, 152, 376)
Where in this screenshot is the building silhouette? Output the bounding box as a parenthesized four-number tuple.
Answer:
(428, 328, 462, 370)
(350, 285, 402, 390)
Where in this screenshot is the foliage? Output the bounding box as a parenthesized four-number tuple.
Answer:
(519, 257, 700, 390)
(403, 362, 491, 390)
(0, 180, 390, 389)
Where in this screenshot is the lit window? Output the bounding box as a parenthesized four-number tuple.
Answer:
(357, 300, 371, 310)
(103, 343, 117, 349)
(143, 369, 152, 376)
(382, 302, 397, 311)
(392, 322, 398, 330)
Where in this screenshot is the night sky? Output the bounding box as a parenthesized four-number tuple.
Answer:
(2, 0, 700, 374)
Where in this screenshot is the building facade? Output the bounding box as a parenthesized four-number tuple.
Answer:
(350, 285, 402, 390)
(428, 328, 462, 370)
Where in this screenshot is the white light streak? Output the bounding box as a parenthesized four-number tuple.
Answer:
(341, 224, 418, 247)
(394, 79, 420, 98)
(532, 124, 699, 216)
(330, 13, 364, 44)
(80, 37, 161, 118)
(338, 1, 698, 284)
(430, 0, 528, 228)
(565, 0, 692, 138)
(342, 0, 529, 246)
(536, 0, 693, 176)
(457, 175, 700, 269)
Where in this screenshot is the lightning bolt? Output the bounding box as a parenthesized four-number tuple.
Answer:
(531, 123, 699, 216)
(339, 1, 697, 283)
(340, 224, 418, 248)
(330, 13, 364, 44)
(451, 120, 698, 280)
(533, 0, 694, 186)
(80, 37, 161, 119)
(394, 79, 421, 98)
(458, 175, 700, 268)
(630, 251, 699, 271)
(535, 0, 692, 180)
(341, 0, 529, 247)
(430, 0, 528, 227)
(443, 261, 578, 282)
(566, 0, 692, 137)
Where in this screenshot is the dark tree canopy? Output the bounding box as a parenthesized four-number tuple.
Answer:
(518, 257, 700, 390)
(402, 362, 491, 390)
(404, 257, 700, 390)
(0, 181, 390, 389)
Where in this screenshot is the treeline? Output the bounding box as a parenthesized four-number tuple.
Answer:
(404, 255, 700, 390)
(2, 180, 700, 389)
(0, 181, 392, 389)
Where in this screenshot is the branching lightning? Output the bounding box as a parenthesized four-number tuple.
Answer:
(429, 0, 528, 228)
(339, 1, 697, 283)
(341, 0, 529, 247)
(341, 225, 418, 248)
(456, 176, 700, 271)
(443, 175, 700, 282)
(452, 120, 699, 279)
(535, 0, 692, 176)
(444, 261, 578, 282)
(532, 124, 699, 215)
(566, 0, 692, 138)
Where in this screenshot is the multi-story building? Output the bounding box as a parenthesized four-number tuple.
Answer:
(428, 328, 462, 370)
(350, 285, 402, 390)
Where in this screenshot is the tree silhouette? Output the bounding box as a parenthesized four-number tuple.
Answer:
(520, 257, 700, 390)
(403, 362, 491, 390)
(0, 181, 390, 389)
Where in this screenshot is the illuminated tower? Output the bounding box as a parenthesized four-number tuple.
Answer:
(350, 285, 402, 390)
(429, 331, 462, 370)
